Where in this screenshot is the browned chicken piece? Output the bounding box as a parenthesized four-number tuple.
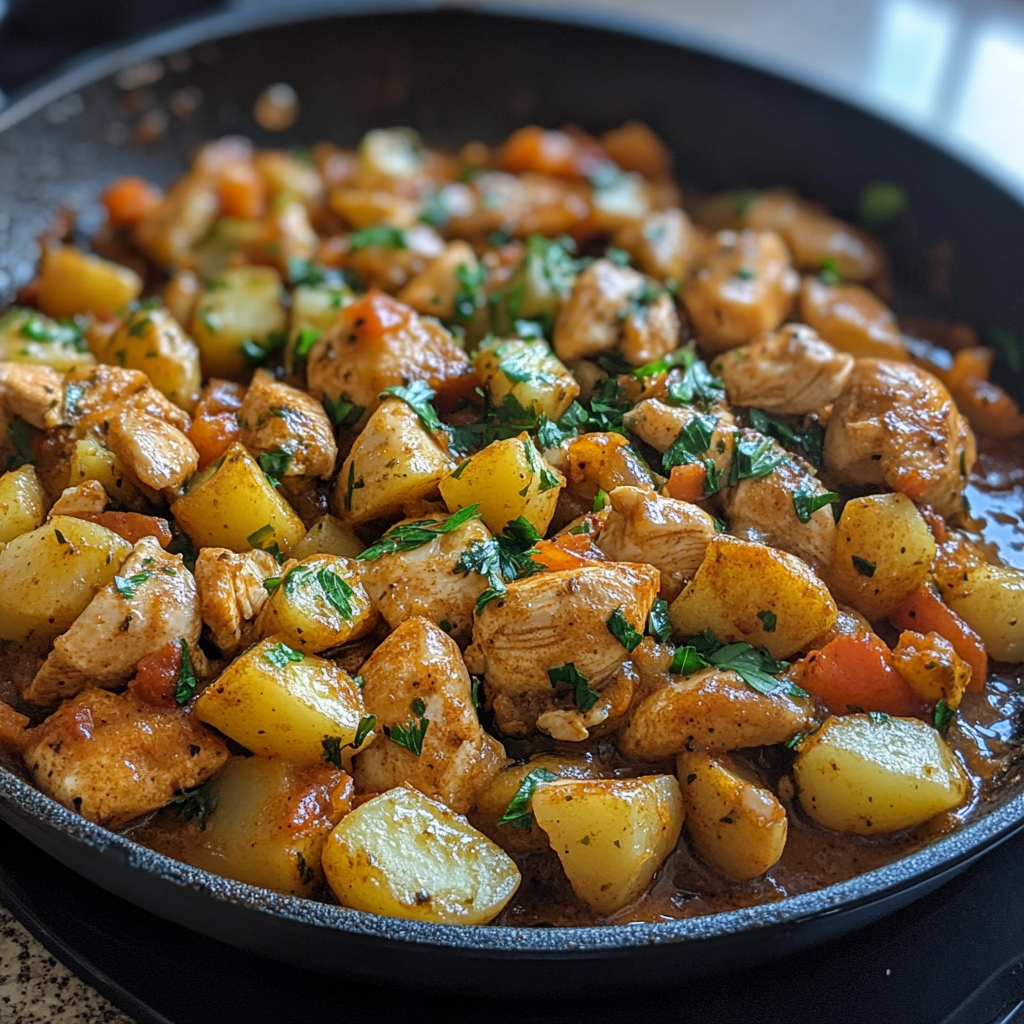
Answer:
(596, 486, 717, 601)
(612, 208, 702, 283)
(710, 324, 854, 416)
(24, 536, 200, 705)
(346, 223, 445, 293)
(106, 405, 199, 497)
(23, 688, 228, 827)
(194, 546, 279, 656)
(624, 397, 737, 479)
(464, 561, 660, 737)
(352, 617, 506, 814)
(535, 660, 637, 742)
(0, 362, 65, 429)
(65, 365, 192, 436)
(799, 276, 906, 360)
(682, 230, 798, 354)
(824, 359, 976, 518)
(891, 630, 972, 707)
(721, 448, 837, 574)
(133, 173, 219, 269)
(566, 431, 661, 496)
(397, 241, 480, 320)
(359, 515, 491, 648)
(619, 665, 814, 760)
(48, 479, 108, 518)
(0, 700, 29, 752)
(237, 369, 338, 479)
(306, 291, 470, 429)
(553, 259, 679, 367)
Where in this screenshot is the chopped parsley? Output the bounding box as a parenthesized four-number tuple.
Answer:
(670, 645, 708, 676)
(728, 434, 788, 486)
(592, 488, 610, 512)
(686, 629, 806, 698)
(380, 380, 442, 434)
(455, 516, 545, 613)
(453, 262, 486, 321)
(819, 257, 843, 287)
(321, 736, 344, 770)
(934, 698, 955, 736)
(497, 767, 558, 830)
(859, 181, 908, 228)
(747, 408, 825, 467)
(168, 781, 217, 829)
(647, 599, 672, 643)
(323, 393, 364, 431)
(632, 346, 695, 379)
(548, 662, 597, 713)
(606, 607, 643, 653)
(4, 416, 34, 471)
(113, 568, 155, 599)
(662, 414, 717, 471)
(257, 447, 292, 485)
(385, 700, 430, 755)
(852, 556, 877, 578)
(757, 610, 778, 633)
(495, 345, 557, 386)
(357, 504, 481, 560)
(317, 567, 356, 620)
(262, 641, 305, 669)
(349, 225, 408, 251)
(793, 487, 840, 524)
(536, 402, 589, 449)
(240, 331, 287, 365)
(665, 357, 725, 410)
(174, 639, 197, 705)
(343, 462, 364, 511)
(247, 523, 274, 547)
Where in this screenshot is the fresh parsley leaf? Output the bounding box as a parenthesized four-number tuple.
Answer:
(757, 610, 778, 633)
(647, 599, 672, 643)
(294, 326, 322, 358)
(729, 434, 787, 485)
(859, 181, 908, 228)
(455, 516, 544, 613)
(247, 524, 274, 548)
(793, 487, 840, 523)
(352, 714, 377, 749)
(670, 645, 709, 675)
(497, 767, 558, 830)
(593, 488, 610, 512)
(453, 262, 486, 321)
(536, 402, 588, 449)
(632, 345, 695, 379)
(605, 246, 631, 266)
(349, 225, 408, 251)
(343, 461, 364, 511)
(4, 416, 34, 471)
(548, 662, 597, 713)
(257, 447, 292, 485)
(175, 639, 197, 705)
(868, 710, 893, 725)
(380, 380, 442, 434)
(262, 575, 283, 593)
(113, 569, 154, 599)
(240, 331, 287, 365)
(317, 567, 356, 619)
(852, 556, 877, 578)
(322, 736, 344, 769)
(496, 346, 557, 386)
(987, 327, 1022, 374)
(587, 376, 633, 434)
(663, 414, 717, 472)
(358, 504, 482, 560)
(539, 464, 562, 492)
(819, 257, 843, 287)
(746, 408, 825, 467)
(607, 607, 643, 653)
(665, 358, 724, 410)
(470, 675, 484, 710)
(323, 393, 365, 430)
(168, 781, 218, 829)
(263, 641, 304, 669)
(700, 638, 806, 698)
(385, 703, 430, 754)
(287, 258, 328, 287)
(623, 280, 665, 323)
(934, 698, 955, 736)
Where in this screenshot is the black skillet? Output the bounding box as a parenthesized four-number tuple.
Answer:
(0, 2, 1022, 998)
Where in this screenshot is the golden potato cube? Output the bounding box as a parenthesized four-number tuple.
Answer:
(68, 438, 142, 507)
(254, 555, 377, 653)
(0, 465, 46, 544)
(190, 266, 287, 379)
(0, 516, 131, 643)
(677, 751, 787, 881)
(172, 443, 305, 555)
(794, 714, 967, 834)
(322, 785, 521, 924)
(35, 245, 142, 319)
(195, 637, 370, 763)
(289, 514, 364, 561)
(174, 755, 352, 897)
(946, 564, 1024, 664)
(829, 493, 936, 622)
(669, 535, 837, 659)
(0, 308, 96, 372)
(531, 775, 683, 915)
(439, 432, 563, 536)
(475, 338, 579, 423)
(285, 283, 352, 376)
(332, 399, 454, 525)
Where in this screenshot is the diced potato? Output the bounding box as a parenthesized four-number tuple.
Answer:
(322, 785, 521, 924)
(794, 714, 967, 834)
(945, 564, 1024, 664)
(195, 637, 370, 763)
(289, 514, 364, 560)
(669, 535, 838, 659)
(68, 438, 143, 508)
(90, 305, 202, 414)
(677, 751, 787, 881)
(333, 399, 454, 525)
(475, 338, 579, 422)
(35, 245, 142, 319)
(567, 432, 660, 495)
(358, 127, 425, 184)
(254, 555, 377, 653)
(253, 150, 325, 205)
(0, 465, 45, 544)
(0, 308, 95, 372)
(134, 173, 219, 268)
(439, 432, 563, 536)
(190, 266, 287, 379)
(829, 493, 936, 622)
(172, 443, 305, 555)
(531, 776, 684, 915)
(285, 283, 353, 376)
(174, 755, 352, 897)
(0, 516, 132, 642)
(191, 217, 265, 282)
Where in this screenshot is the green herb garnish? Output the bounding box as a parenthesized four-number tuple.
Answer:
(263, 641, 305, 669)
(497, 768, 558, 830)
(175, 639, 197, 705)
(607, 607, 643, 653)
(852, 556, 877, 578)
(548, 662, 597, 713)
(647, 599, 672, 643)
(358, 504, 481, 561)
(793, 487, 840, 524)
(455, 516, 545, 613)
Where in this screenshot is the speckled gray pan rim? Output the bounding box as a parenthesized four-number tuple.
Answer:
(1, 0, 1024, 956)
(3, 764, 1024, 952)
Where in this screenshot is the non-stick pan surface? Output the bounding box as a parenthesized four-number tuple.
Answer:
(0, 4, 1022, 996)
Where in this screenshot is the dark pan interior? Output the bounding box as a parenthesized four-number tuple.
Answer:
(0, 4, 1022, 995)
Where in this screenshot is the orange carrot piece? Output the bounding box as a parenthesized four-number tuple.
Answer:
(890, 584, 988, 691)
(75, 511, 173, 548)
(219, 162, 267, 220)
(532, 539, 595, 572)
(127, 640, 184, 709)
(665, 463, 706, 503)
(796, 633, 924, 717)
(188, 379, 245, 468)
(102, 176, 163, 229)
(498, 125, 604, 179)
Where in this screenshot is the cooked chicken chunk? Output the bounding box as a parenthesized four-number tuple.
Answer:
(710, 324, 854, 416)
(106, 405, 199, 497)
(824, 359, 976, 518)
(721, 449, 837, 573)
(133, 173, 219, 269)
(396, 241, 479, 320)
(24, 536, 200, 705)
(596, 486, 717, 601)
(553, 258, 679, 367)
(23, 688, 228, 827)
(65, 365, 191, 437)
(48, 479, 108, 518)
(799, 277, 907, 360)
(534, 659, 637, 742)
(682, 230, 798, 354)
(0, 362, 65, 429)
(464, 561, 660, 737)
(237, 369, 338, 479)
(306, 290, 469, 429)
(194, 546, 279, 655)
(624, 398, 737, 481)
(352, 617, 506, 814)
(612, 207, 702, 283)
(359, 515, 491, 648)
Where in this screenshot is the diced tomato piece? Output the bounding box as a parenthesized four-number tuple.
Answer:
(127, 640, 184, 709)
(102, 176, 163, 229)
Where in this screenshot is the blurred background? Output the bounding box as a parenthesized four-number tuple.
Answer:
(1, 0, 1024, 199)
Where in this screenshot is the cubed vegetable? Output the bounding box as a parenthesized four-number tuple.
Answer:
(0, 465, 46, 544)
(35, 245, 142, 319)
(474, 337, 579, 422)
(0, 307, 95, 372)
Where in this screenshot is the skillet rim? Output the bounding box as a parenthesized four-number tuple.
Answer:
(0, 0, 1023, 957)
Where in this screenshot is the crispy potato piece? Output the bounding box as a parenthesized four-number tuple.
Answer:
(68, 438, 143, 508)
(397, 241, 479, 320)
(669, 535, 837, 660)
(0, 465, 46, 544)
(531, 775, 684, 915)
(799, 277, 906, 360)
(289, 514, 364, 561)
(794, 715, 967, 834)
(567, 432, 660, 496)
(195, 638, 369, 764)
(892, 630, 971, 708)
(677, 751, 787, 881)
(829, 494, 936, 622)
(35, 245, 142, 319)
